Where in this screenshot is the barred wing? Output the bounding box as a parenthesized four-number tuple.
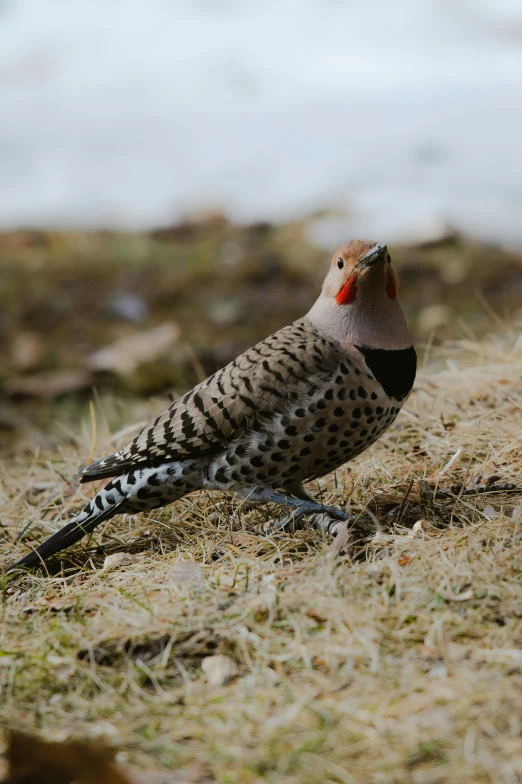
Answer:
(77, 319, 341, 481)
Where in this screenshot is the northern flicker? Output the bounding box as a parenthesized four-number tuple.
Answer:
(10, 240, 416, 570)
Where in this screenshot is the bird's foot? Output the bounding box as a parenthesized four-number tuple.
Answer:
(236, 486, 354, 536)
(263, 506, 355, 536)
(263, 508, 354, 558)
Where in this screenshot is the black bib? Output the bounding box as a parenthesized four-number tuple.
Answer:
(355, 345, 417, 400)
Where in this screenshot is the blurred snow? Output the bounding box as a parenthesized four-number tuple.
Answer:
(0, 0, 522, 244)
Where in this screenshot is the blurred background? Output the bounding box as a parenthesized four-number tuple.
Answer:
(1, 0, 522, 449)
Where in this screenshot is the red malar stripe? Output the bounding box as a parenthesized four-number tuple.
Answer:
(386, 270, 397, 299)
(336, 275, 357, 305)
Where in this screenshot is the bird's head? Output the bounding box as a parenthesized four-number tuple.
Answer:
(308, 240, 410, 349)
(322, 240, 397, 305)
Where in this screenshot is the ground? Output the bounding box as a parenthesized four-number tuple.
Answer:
(1, 224, 522, 783)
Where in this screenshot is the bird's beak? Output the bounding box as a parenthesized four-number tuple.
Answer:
(357, 243, 388, 269)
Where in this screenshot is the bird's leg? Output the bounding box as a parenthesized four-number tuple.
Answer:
(236, 486, 354, 534)
(284, 481, 316, 502)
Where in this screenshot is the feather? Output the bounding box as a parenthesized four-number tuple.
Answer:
(77, 318, 342, 481)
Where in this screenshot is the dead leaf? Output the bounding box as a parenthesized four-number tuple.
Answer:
(10, 331, 43, 370)
(411, 519, 429, 536)
(1, 730, 214, 784)
(201, 654, 238, 686)
(326, 520, 351, 558)
(312, 656, 328, 669)
(305, 609, 327, 624)
(88, 323, 180, 377)
(4, 370, 92, 398)
(102, 553, 136, 571)
(2, 729, 131, 784)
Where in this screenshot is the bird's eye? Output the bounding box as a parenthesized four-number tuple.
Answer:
(337, 257, 344, 269)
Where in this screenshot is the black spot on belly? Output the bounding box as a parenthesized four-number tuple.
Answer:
(355, 345, 417, 399)
(215, 467, 229, 484)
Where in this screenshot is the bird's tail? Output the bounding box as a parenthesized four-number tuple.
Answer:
(8, 476, 130, 571)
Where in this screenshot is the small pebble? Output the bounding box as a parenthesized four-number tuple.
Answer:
(201, 654, 238, 686)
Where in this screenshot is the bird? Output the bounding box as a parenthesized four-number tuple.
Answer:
(10, 240, 416, 571)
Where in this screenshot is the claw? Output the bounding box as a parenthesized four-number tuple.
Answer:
(262, 508, 355, 536)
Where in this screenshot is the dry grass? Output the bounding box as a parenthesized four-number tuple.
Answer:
(2, 332, 522, 783)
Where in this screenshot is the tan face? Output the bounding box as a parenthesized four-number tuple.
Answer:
(322, 240, 398, 305)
